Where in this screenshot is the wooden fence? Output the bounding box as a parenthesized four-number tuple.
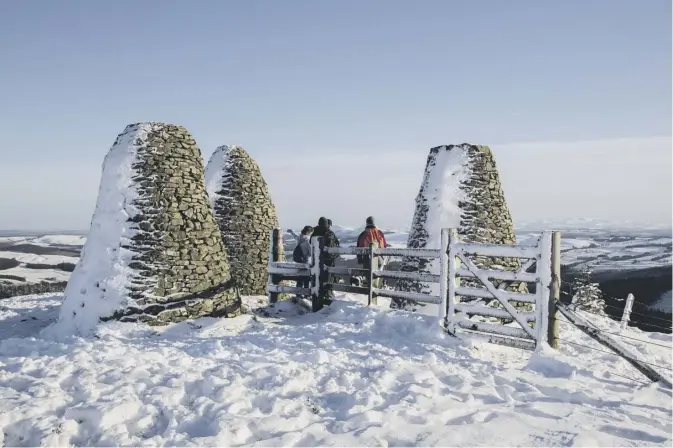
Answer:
(266, 228, 559, 349)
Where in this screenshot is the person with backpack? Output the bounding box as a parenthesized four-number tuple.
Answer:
(310, 217, 340, 300)
(292, 225, 313, 293)
(327, 218, 340, 247)
(355, 216, 389, 287)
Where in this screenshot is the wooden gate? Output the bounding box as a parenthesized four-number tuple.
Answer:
(444, 230, 553, 350)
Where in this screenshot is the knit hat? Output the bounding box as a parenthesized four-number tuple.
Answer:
(366, 216, 375, 226)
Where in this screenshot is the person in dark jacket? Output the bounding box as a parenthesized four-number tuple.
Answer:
(327, 218, 340, 246)
(292, 225, 313, 293)
(310, 217, 340, 300)
(310, 217, 340, 262)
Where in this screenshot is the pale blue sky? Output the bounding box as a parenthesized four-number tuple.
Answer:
(0, 0, 671, 230)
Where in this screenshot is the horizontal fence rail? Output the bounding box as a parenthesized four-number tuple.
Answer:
(267, 266, 311, 276)
(373, 288, 441, 305)
(456, 268, 538, 283)
(267, 284, 311, 295)
(270, 261, 311, 270)
(375, 270, 440, 283)
(454, 303, 537, 322)
(453, 242, 540, 259)
(454, 286, 538, 304)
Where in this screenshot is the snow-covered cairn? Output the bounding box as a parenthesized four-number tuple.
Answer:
(397, 144, 525, 309)
(205, 145, 281, 295)
(57, 123, 240, 334)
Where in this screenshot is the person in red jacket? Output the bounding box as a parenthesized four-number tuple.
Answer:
(357, 216, 388, 251)
(355, 217, 389, 287)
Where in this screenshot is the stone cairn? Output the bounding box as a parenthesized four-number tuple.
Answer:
(205, 145, 281, 296)
(59, 123, 240, 332)
(398, 144, 528, 316)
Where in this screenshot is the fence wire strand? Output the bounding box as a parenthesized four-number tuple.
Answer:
(551, 315, 673, 350)
(604, 370, 653, 386)
(555, 336, 673, 372)
(569, 304, 673, 332)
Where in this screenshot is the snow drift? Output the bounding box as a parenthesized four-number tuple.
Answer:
(1, 292, 671, 446)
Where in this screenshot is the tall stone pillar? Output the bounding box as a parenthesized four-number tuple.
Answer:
(57, 123, 240, 335)
(205, 145, 281, 296)
(397, 144, 526, 310)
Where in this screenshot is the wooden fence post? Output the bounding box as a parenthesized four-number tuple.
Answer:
(547, 231, 561, 348)
(314, 236, 326, 312)
(621, 293, 635, 331)
(368, 242, 378, 306)
(267, 229, 281, 304)
(310, 238, 321, 312)
(446, 229, 459, 329)
(439, 228, 449, 320)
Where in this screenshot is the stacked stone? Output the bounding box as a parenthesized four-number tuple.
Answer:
(398, 144, 528, 312)
(62, 122, 241, 329)
(206, 145, 281, 296)
(457, 145, 525, 287)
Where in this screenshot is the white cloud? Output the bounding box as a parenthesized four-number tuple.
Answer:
(1, 136, 670, 231)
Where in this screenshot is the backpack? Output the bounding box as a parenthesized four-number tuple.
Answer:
(293, 242, 306, 263)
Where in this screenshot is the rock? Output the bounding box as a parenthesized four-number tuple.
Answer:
(205, 145, 281, 295)
(397, 144, 528, 313)
(57, 122, 241, 335)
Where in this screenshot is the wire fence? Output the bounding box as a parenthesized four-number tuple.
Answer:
(560, 279, 672, 330)
(552, 314, 673, 354)
(568, 302, 673, 332)
(551, 313, 672, 374)
(555, 335, 671, 387)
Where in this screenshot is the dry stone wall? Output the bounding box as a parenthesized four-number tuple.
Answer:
(398, 144, 527, 311)
(59, 122, 240, 334)
(205, 145, 281, 295)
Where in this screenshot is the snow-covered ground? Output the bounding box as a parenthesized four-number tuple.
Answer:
(0, 266, 71, 284)
(0, 235, 86, 248)
(0, 251, 75, 265)
(1, 292, 671, 447)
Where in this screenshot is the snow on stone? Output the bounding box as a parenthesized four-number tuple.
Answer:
(0, 292, 670, 446)
(421, 148, 469, 257)
(48, 124, 146, 337)
(402, 146, 468, 307)
(204, 144, 233, 209)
